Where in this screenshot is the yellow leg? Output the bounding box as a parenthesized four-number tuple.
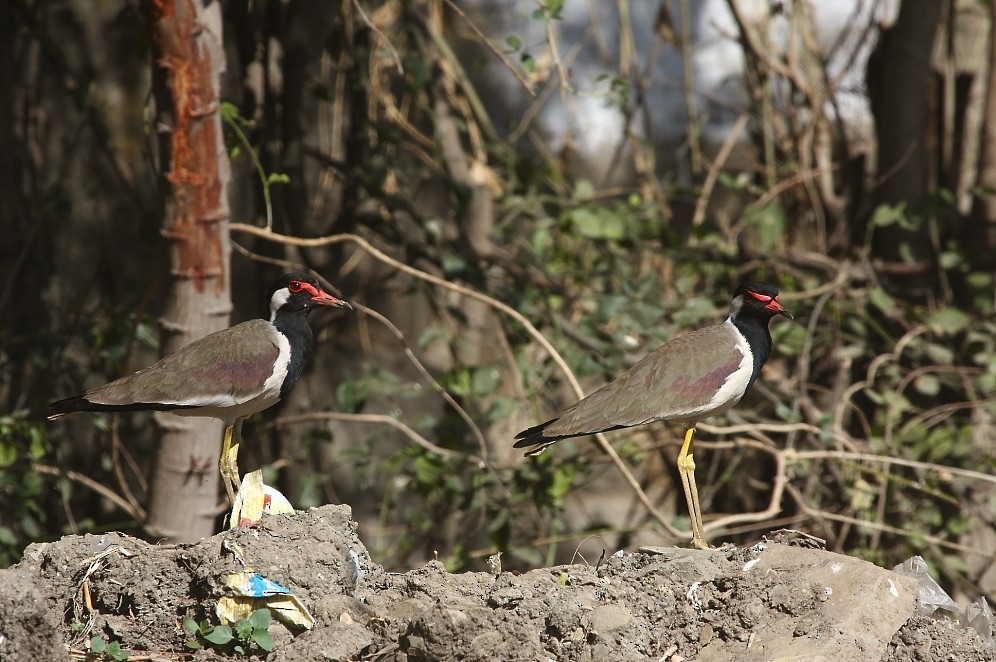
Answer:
(218, 421, 243, 503)
(676, 426, 709, 549)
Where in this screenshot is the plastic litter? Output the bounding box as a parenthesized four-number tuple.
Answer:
(893, 555, 995, 651)
(216, 571, 316, 630)
(891, 555, 959, 615)
(228, 470, 294, 529)
(961, 596, 994, 648)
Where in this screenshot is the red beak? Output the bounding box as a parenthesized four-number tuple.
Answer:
(311, 291, 352, 310)
(765, 298, 793, 320)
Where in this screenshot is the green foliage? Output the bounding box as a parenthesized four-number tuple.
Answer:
(89, 635, 130, 661)
(220, 101, 288, 230)
(0, 413, 50, 567)
(183, 609, 274, 656)
(533, 0, 564, 21)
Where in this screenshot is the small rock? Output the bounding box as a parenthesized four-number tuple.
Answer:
(591, 604, 632, 635)
(591, 642, 612, 659)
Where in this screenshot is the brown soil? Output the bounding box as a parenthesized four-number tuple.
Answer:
(0, 505, 991, 661)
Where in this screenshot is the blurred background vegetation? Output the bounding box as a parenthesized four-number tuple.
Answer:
(1, 0, 994, 607)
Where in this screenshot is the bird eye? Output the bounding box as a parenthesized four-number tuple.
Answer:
(288, 281, 303, 293)
(746, 290, 772, 302)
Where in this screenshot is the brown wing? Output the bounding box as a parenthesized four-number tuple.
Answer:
(81, 319, 282, 408)
(521, 324, 744, 443)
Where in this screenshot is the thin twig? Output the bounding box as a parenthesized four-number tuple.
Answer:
(678, 0, 702, 175)
(797, 504, 993, 559)
(352, 0, 404, 74)
(357, 303, 491, 464)
(109, 418, 147, 515)
(786, 449, 996, 487)
(701, 438, 787, 536)
(537, 0, 574, 95)
(272, 411, 478, 464)
(34, 463, 145, 521)
(440, 0, 535, 96)
(690, 436, 996, 555)
(691, 113, 750, 228)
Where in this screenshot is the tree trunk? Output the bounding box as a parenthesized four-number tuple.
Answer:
(141, 0, 232, 542)
(866, 0, 942, 295)
(968, 1, 996, 270)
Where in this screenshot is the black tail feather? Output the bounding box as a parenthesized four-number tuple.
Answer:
(513, 418, 583, 456)
(49, 396, 191, 420)
(514, 418, 630, 456)
(513, 418, 557, 444)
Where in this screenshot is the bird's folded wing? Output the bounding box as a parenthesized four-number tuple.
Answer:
(544, 324, 745, 436)
(82, 320, 282, 408)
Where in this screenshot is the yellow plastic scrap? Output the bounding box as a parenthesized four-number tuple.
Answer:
(228, 470, 295, 529)
(216, 571, 316, 630)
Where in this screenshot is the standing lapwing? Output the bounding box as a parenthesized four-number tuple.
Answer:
(49, 273, 352, 502)
(514, 281, 793, 549)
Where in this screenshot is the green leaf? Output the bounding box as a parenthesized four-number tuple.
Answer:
(220, 101, 241, 121)
(744, 202, 785, 250)
(967, 271, 993, 289)
(234, 619, 254, 639)
(568, 208, 625, 240)
(90, 637, 107, 654)
(107, 641, 129, 660)
(927, 308, 970, 335)
(251, 628, 275, 652)
(924, 342, 954, 365)
(868, 288, 899, 317)
(505, 35, 521, 50)
(548, 465, 575, 505)
(572, 179, 595, 201)
(28, 434, 46, 460)
(0, 444, 16, 468)
(203, 625, 233, 646)
(182, 617, 199, 634)
(914, 374, 940, 396)
(413, 456, 445, 485)
(248, 608, 272, 630)
(471, 366, 501, 397)
(521, 53, 535, 74)
(939, 251, 964, 270)
(870, 202, 907, 228)
(0, 526, 17, 547)
(266, 172, 291, 185)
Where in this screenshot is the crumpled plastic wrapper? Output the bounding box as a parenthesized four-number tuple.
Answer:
(229, 470, 294, 529)
(893, 555, 994, 649)
(217, 571, 315, 630)
(892, 556, 960, 615)
(961, 596, 994, 648)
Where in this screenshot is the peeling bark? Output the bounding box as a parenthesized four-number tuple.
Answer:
(142, 0, 232, 542)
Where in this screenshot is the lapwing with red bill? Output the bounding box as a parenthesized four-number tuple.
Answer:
(49, 273, 352, 502)
(514, 281, 793, 549)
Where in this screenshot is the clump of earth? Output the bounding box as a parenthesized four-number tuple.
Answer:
(0, 504, 991, 661)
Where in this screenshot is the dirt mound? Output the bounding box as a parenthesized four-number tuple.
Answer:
(0, 505, 991, 661)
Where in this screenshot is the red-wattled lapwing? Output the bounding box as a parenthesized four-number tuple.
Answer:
(514, 281, 793, 549)
(49, 273, 352, 502)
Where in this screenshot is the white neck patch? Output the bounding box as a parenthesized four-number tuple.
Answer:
(726, 294, 745, 323)
(269, 287, 291, 322)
